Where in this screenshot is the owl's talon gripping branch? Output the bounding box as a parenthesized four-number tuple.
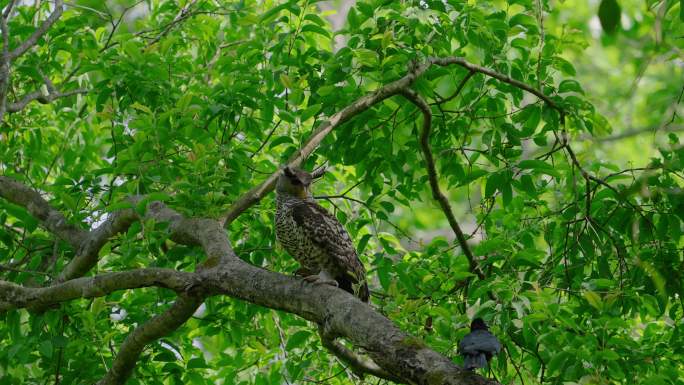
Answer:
(303, 270, 339, 287)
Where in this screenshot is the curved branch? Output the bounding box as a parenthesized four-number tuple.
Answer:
(0, 268, 195, 312)
(400, 89, 484, 279)
(430, 57, 561, 113)
(60, 198, 496, 385)
(97, 294, 203, 385)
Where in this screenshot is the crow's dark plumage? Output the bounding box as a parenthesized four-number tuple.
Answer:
(458, 318, 501, 370)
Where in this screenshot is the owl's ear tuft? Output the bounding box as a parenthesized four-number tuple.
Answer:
(283, 166, 295, 177)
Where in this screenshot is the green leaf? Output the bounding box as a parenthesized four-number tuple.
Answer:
(485, 172, 501, 198)
(286, 330, 311, 350)
(39, 340, 53, 358)
(130, 101, 152, 114)
(512, 248, 544, 268)
(300, 104, 321, 122)
(259, 0, 296, 23)
(354, 49, 378, 67)
(598, 0, 621, 34)
(558, 79, 585, 94)
(301, 24, 330, 38)
(584, 290, 603, 310)
(268, 136, 293, 150)
(357, 233, 372, 254)
(518, 159, 561, 177)
(106, 200, 134, 213)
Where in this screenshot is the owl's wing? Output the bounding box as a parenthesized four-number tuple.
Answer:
(291, 201, 367, 289)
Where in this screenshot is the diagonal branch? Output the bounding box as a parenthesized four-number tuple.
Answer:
(9, 0, 64, 60)
(0, 268, 195, 312)
(219, 61, 433, 226)
(400, 88, 484, 279)
(0, 0, 16, 121)
(0, 176, 87, 247)
(56, 203, 139, 282)
(97, 294, 203, 385)
(145, 0, 199, 47)
(318, 327, 403, 383)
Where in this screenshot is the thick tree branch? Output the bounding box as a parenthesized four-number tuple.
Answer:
(0, 176, 87, 247)
(97, 294, 203, 385)
(9, 0, 64, 60)
(400, 89, 484, 279)
(0, 268, 195, 312)
(70, 198, 496, 385)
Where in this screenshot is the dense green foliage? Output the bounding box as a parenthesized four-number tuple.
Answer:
(0, 0, 683, 384)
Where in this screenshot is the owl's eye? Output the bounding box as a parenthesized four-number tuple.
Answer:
(291, 179, 302, 186)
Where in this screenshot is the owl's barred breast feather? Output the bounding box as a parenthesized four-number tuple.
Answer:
(275, 195, 369, 302)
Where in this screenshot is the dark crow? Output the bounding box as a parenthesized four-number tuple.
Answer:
(458, 318, 501, 370)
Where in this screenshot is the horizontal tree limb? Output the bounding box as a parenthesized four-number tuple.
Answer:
(0, 174, 498, 384)
(0, 268, 195, 312)
(6, 87, 88, 113)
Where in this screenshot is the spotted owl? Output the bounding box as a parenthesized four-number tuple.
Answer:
(275, 166, 369, 302)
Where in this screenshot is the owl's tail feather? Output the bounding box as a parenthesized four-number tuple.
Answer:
(358, 281, 369, 303)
